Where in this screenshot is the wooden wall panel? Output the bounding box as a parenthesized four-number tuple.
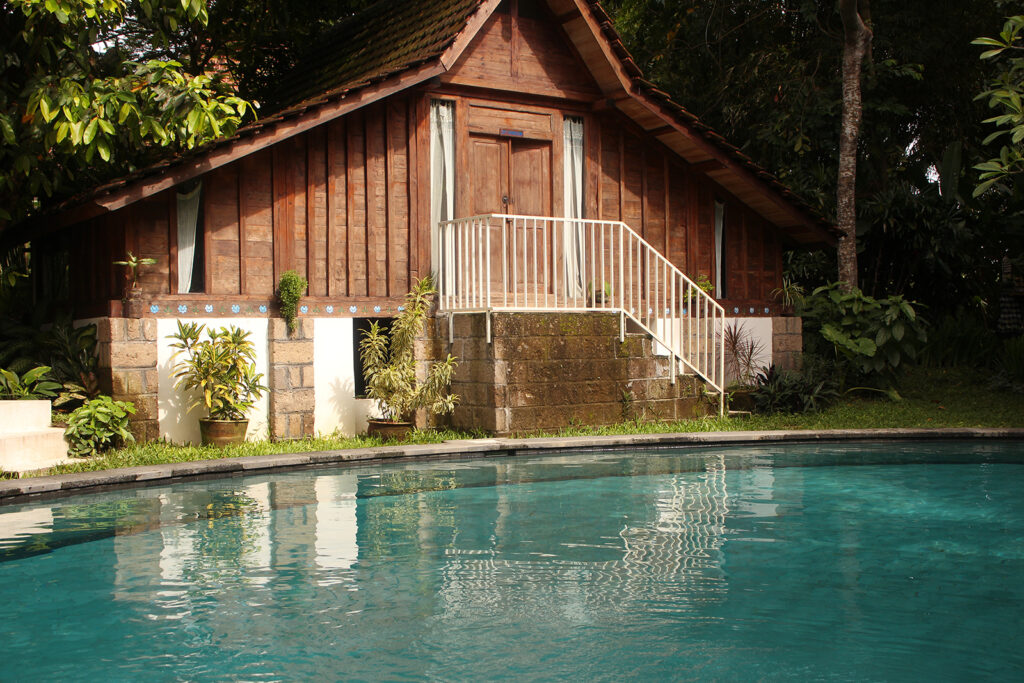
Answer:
(135, 196, 171, 295)
(622, 136, 643, 233)
(725, 203, 745, 300)
(599, 123, 620, 220)
(272, 144, 295, 278)
(327, 119, 349, 296)
(240, 150, 274, 295)
(206, 165, 241, 294)
(444, 13, 600, 102)
(365, 104, 388, 297)
(644, 150, 666, 256)
(668, 163, 688, 274)
(347, 110, 368, 297)
(696, 181, 714, 279)
(387, 99, 410, 296)
(307, 127, 328, 297)
(290, 136, 308, 284)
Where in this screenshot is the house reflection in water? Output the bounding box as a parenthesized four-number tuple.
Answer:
(93, 455, 756, 628)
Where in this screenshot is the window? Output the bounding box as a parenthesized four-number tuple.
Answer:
(430, 100, 456, 292)
(714, 200, 726, 300)
(176, 181, 205, 293)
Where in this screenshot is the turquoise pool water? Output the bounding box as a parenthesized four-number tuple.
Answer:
(2, 442, 1023, 680)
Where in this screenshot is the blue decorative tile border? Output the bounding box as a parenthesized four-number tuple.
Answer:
(143, 301, 403, 317)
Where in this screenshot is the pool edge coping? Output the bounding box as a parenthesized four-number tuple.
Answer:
(3, 427, 1023, 505)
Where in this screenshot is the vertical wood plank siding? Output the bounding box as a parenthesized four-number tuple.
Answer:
(591, 113, 782, 300)
(74, 90, 782, 312)
(118, 97, 419, 301)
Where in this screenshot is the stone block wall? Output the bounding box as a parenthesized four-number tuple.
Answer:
(771, 316, 803, 371)
(440, 312, 709, 435)
(97, 317, 160, 442)
(268, 319, 315, 440)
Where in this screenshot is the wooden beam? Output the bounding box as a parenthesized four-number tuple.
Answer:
(691, 160, 725, 174)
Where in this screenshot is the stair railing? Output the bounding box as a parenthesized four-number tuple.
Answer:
(434, 214, 726, 416)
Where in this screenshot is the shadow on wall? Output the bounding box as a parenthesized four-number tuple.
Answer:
(314, 318, 381, 437)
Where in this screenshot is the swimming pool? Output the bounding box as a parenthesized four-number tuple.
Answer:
(2, 441, 1022, 679)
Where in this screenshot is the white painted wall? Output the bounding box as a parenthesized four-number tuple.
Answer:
(723, 317, 773, 383)
(650, 315, 774, 380)
(313, 318, 380, 436)
(156, 318, 270, 444)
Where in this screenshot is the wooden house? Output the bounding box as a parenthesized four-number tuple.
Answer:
(26, 0, 835, 440)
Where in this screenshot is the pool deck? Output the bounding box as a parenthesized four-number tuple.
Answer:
(2, 427, 1023, 505)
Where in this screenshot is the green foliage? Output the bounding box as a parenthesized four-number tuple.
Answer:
(64, 395, 136, 457)
(973, 15, 1024, 196)
(799, 283, 928, 384)
(921, 313, 1000, 368)
(994, 336, 1024, 390)
(169, 321, 267, 421)
(359, 276, 458, 422)
(276, 269, 307, 335)
(1, 0, 254, 226)
(112, 251, 157, 292)
(751, 362, 839, 415)
(0, 365, 61, 399)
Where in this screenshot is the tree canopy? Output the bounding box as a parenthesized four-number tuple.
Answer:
(605, 0, 1023, 315)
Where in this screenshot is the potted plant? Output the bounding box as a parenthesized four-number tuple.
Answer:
(169, 321, 267, 446)
(359, 276, 459, 440)
(113, 251, 157, 318)
(587, 280, 612, 306)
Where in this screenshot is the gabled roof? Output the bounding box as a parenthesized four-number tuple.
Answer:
(29, 0, 835, 246)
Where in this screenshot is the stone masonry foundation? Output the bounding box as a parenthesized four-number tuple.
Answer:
(97, 317, 160, 443)
(440, 312, 709, 436)
(771, 316, 803, 371)
(269, 319, 315, 440)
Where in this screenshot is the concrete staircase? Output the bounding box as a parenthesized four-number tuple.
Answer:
(0, 401, 72, 475)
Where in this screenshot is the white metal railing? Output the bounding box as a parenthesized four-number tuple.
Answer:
(434, 214, 726, 416)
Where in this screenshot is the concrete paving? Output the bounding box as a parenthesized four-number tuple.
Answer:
(2, 427, 1023, 505)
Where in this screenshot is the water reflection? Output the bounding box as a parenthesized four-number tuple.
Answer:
(0, 452, 746, 625)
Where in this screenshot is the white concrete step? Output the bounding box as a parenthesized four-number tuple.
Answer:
(0, 428, 73, 475)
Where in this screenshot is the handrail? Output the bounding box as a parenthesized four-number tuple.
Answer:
(434, 214, 726, 416)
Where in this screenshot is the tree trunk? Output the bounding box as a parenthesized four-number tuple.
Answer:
(836, 0, 872, 291)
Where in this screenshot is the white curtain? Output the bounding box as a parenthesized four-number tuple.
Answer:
(563, 116, 585, 297)
(430, 100, 456, 294)
(714, 200, 725, 299)
(176, 183, 202, 293)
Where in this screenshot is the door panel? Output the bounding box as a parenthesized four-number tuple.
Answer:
(468, 133, 554, 300)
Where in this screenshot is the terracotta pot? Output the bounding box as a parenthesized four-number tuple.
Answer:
(199, 418, 249, 446)
(366, 419, 413, 441)
(122, 291, 146, 319)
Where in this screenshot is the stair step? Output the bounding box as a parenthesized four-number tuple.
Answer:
(0, 428, 73, 475)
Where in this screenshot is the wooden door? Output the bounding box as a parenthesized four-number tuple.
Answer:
(469, 134, 552, 299)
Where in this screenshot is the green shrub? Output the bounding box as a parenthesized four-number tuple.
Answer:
(0, 366, 61, 399)
(751, 360, 839, 414)
(277, 270, 308, 335)
(168, 322, 267, 421)
(921, 313, 999, 368)
(994, 336, 1024, 391)
(799, 283, 927, 385)
(65, 396, 136, 457)
(359, 276, 459, 422)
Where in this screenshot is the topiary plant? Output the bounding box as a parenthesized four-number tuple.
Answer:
(359, 276, 459, 423)
(277, 270, 308, 335)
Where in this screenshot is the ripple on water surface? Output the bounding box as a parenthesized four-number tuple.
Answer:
(1, 441, 1022, 680)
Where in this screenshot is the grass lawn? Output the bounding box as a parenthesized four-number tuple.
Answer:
(34, 365, 1024, 477)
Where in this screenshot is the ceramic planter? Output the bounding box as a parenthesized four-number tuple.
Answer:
(366, 419, 413, 441)
(199, 418, 249, 446)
